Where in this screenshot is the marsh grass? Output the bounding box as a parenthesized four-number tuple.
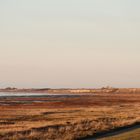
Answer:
(100, 128, 140, 140)
(0, 94, 140, 140)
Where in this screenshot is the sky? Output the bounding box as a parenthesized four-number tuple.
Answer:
(0, 0, 140, 88)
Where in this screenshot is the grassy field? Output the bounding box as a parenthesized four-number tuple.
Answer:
(0, 93, 140, 140)
(100, 128, 140, 140)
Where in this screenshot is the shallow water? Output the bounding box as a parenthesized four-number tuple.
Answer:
(0, 92, 84, 105)
(0, 92, 59, 97)
(0, 92, 85, 98)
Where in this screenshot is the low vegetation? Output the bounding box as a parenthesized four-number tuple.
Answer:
(0, 93, 140, 140)
(100, 128, 140, 140)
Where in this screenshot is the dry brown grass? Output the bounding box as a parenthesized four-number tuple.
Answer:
(0, 93, 140, 140)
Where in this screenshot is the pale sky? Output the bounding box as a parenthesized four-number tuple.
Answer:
(0, 0, 140, 88)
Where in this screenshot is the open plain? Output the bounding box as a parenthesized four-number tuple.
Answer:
(0, 90, 140, 140)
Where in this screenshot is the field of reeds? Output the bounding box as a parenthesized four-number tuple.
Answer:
(0, 93, 140, 140)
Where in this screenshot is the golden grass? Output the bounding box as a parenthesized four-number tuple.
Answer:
(100, 128, 140, 140)
(0, 94, 140, 140)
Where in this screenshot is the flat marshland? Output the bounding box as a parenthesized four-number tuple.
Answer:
(0, 93, 140, 140)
